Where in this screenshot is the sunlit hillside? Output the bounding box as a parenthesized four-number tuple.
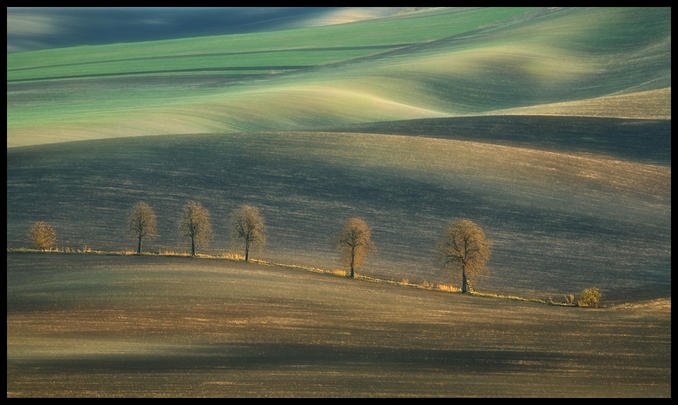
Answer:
(7, 7, 670, 147)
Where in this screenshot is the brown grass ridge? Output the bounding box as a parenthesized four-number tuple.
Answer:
(7, 247, 615, 308)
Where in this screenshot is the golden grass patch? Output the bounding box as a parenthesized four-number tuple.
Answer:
(492, 87, 671, 120)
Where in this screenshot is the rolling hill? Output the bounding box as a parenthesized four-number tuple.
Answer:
(7, 7, 670, 147)
(324, 114, 671, 164)
(8, 8, 410, 53)
(6, 7, 671, 301)
(5, 7, 672, 397)
(7, 131, 670, 301)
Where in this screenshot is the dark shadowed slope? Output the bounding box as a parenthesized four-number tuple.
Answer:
(7, 132, 670, 302)
(323, 115, 671, 165)
(8, 7, 412, 53)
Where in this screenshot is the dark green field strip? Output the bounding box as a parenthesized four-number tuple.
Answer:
(6, 73, 265, 107)
(8, 46, 397, 82)
(323, 115, 672, 165)
(8, 66, 310, 83)
(7, 44, 415, 72)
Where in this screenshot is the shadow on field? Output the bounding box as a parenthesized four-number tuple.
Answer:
(326, 116, 672, 165)
(11, 343, 570, 373)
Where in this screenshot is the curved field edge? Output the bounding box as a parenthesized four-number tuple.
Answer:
(7, 8, 670, 148)
(6, 8, 537, 76)
(6, 86, 670, 149)
(10, 248, 671, 308)
(7, 253, 671, 397)
(6, 132, 670, 302)
(490, 88, 671, 120)
(321, 114, 671, 165)
(0, 248, 551, 306)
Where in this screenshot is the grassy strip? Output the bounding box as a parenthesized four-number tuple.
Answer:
(7, 247, 579, 307)
(7, 48, 382, 82)
(6, 247, 245, 260)
(468, 290, 549, 305)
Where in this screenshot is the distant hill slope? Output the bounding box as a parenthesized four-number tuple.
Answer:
(492, 88, 671, 120)
(8, 7, 398, 53)
(7, 7, 670, 147)
(323, 114, 671, 165)
(7, 132, 670, 301)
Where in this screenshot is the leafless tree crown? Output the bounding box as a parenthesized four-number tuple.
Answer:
(128, 202, 157, 236)
(438, 218, 491, 275)
(179, 201, 212, 254)
(338, 217, 374, 275)
(437, 218, 490, 293)
(230, 204, 266, 262)
(128, 202, 157, 254)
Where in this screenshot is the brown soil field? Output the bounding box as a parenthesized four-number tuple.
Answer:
(6, 253, 670, 397)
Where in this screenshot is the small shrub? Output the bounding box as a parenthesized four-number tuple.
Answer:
(421, 280, 433, 289)
(158, 250, 191, 257)
(331, 269, 348, 277)
(436, 283, 459, 293)
(399, 278, 410, 286)
(577, 288, 602, 308)
(29, 221, 56, 251)
(214, 252, 244, 260)
(565, 293, 576, 305)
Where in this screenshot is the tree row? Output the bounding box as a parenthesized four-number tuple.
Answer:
(30, 200, 490, 293)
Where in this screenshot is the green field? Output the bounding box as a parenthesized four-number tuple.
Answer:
(7, 8, 534, 76)
(7, 253, 671, 397)
(7, 7, 670, 147)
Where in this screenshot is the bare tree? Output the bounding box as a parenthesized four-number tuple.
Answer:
(437, 218, 491, 293)
(128, 201, 157, 254)
(29, 221, 57, 251)
(230, 204, 266, 263)
(179, 201, 212, 256)
(337, 217, 374, 279)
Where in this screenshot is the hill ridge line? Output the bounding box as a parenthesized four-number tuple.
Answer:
(7, 247, 643, 309)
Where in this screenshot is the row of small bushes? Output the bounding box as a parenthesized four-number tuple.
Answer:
(553, 287, 602, 308)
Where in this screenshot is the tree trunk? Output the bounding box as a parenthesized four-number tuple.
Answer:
(191, 236, 196, 257)
(244, 239, 250, 263)
(137, 235, 142, 255)
(349, 246, 355, 279)
(461, 267, 471, 293)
